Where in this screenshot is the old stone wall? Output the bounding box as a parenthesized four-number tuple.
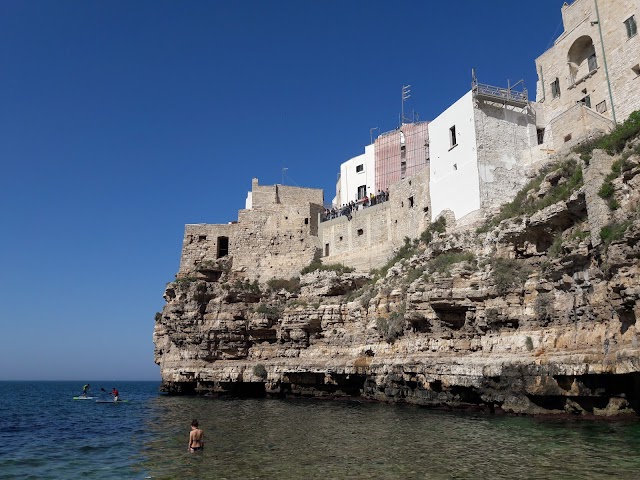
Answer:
(584, 149, 615, 247)
(177, 179, 324, 282)
(319, 169, 430, 272)
(549, 104, 615, 152)
(178, 223, 237, 275)
(474, 100, 538, 211)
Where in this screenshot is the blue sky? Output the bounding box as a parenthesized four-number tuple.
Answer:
(0, 0, 567, 381)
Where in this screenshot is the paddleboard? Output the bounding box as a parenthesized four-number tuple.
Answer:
(73, 396, 96, 400)
(96, 400, 130, 403)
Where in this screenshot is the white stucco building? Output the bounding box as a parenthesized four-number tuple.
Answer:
(429, 82, 542, 223)
(333, 143, 376, 206)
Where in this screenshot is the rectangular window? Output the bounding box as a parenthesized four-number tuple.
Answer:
(357, 185, 367, 200)
(537, 128, 545, 145)
(325, 243, 330, 256)
(551, 78, 560, 99)
(356, 164, 364, 173)
(624, 15, 637, 39)
(596, 100, 607, 114)
(578, 95, 591, 108)
(587, 53, 598, 72)
(408, 196, 414, 208)
(449, 126, 457, 148)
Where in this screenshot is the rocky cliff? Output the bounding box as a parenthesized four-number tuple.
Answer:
(154, 130, 640, 416)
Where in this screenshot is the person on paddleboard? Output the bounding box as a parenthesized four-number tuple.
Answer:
(110, 387, 119, 402)
(82, 384, 90, 397)
(188, 419, 204, 453)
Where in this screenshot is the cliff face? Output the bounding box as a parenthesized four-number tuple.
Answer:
(154, 144, 640, 416)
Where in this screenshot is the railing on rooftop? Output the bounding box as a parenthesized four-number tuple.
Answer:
(472, 80, 528, 107)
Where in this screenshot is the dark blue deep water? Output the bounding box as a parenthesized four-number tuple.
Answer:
(1, 381, 640, 479)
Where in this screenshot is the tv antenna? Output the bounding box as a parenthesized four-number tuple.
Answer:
(401, 85, 411, 124)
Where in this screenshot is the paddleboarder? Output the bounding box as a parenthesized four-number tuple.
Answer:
(188, 419, 204, 453)
(82, 384, 90, 397)
(110, 387, 119, 402)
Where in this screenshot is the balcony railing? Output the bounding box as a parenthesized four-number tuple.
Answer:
(472, 80, 528, 106)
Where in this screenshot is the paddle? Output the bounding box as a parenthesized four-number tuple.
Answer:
(101, 387, 121, 401)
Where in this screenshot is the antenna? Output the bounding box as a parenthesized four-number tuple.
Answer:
(370, 127, 379, 144)
(282, 167, 288, 185)
(401, 85, 411, 124)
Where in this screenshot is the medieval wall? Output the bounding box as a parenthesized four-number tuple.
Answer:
(319, 169, 430, 272)
(177, 179, 324, 282)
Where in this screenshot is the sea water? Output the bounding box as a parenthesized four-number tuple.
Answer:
(1, 381, 640, 479)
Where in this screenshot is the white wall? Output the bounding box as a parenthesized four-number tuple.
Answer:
(335, 143, 376, 206)
(428, 91, 480, 221)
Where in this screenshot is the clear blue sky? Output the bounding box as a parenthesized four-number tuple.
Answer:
(0, 0, 566, 380)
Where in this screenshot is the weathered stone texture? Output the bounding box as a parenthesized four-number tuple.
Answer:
(156, 147, 640, 416)
(319, 169, 430, 271)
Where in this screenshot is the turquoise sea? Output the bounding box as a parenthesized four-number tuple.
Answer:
(1, 381, 640, 479)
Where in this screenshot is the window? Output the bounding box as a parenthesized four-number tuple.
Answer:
(587, 53, 598, 72)
(551, 78, 560, 98)
(624, 15, 637, 39)
(217, 236, 229, 257)
(408, 196, 414, 208)
(564, 133, 572, 143)
(357, 185, 367, 200)
(304, 218, 309, 225)
(596, 100, 607, 114)
(325, 243, 330, 256)
(357, 229, 364, 236)
(356, 164, 364, 173)
(632, 64, 640, 76)
(449, 126, 457, 148)
(198, 235, 207, 241)
(578, 95, 591, 108)
(537, 128, 545, 145)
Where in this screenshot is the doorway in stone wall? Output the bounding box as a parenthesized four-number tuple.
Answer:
(217, 236, 229, 258)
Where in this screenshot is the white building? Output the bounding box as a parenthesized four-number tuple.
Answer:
(333, 143, 376, 206)
(429, 82, 541, 223)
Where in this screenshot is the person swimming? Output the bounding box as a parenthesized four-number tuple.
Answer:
(188, 419, 204, 452)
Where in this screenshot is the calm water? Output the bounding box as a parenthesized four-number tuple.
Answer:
(1, 381, 640, 479)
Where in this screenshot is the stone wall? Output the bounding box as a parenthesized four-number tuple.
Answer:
(474, 100, 538, 211)
(319, 169, 430, 272)
(549, 103, 614, 152)
(584, 149, 615, 247)
(535, 0, 639, 133)
(177, 178, 324, 282)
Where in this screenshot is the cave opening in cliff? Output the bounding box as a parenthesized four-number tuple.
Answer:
(618, 309, 636, 335)
(217, 236, 229, 258)
(432, 305, 467, 330)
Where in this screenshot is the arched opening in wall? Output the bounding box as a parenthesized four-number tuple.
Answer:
(217, 236, 229, 258)
(567, 35, 597, 85)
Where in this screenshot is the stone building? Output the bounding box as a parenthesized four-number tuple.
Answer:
(535, 0, 639, 151)
(178, 178, 324, 282)
(319, 168, 430, 271)
(429, 81, 544, 223)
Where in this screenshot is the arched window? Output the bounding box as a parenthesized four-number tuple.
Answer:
(567, 36, 597, 85)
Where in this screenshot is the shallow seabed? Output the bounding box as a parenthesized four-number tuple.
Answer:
(1, 382, 639, 479)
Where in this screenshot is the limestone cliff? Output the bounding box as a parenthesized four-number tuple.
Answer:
(154, 135, 640, 416)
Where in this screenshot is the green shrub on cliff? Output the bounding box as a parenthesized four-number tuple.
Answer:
(425, 251, 476, 277)
(267, 277, 301, 293)
(489, 257, 532, 295)
(300, 260, 355, 276)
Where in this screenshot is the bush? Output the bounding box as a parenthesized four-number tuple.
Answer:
(300, 260, 355, 276)
(376, 312, 405, 343)
(573, 110, 640, 155)
(600, 220, 633, 245)
(489, 258, 532, 295)
(253, 363, 267, 379)
(420, 216, 446, 244)
(255, 303, 282, 319)
(425, 251, 476, 277)
(267, 277, 301, 293)
(525, 336, 534, 352)
(534, 293, 554, 326)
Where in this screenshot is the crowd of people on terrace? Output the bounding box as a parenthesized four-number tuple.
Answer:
(322, 189, 389, 222)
